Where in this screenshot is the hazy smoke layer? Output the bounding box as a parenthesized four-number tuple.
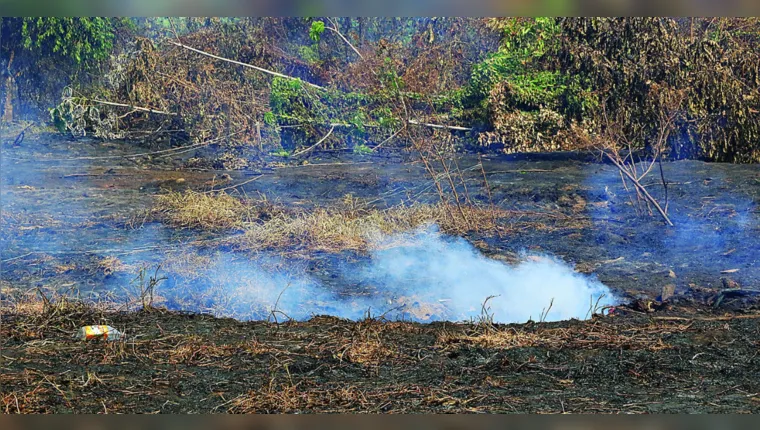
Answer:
(158, 225, 618, 323)
(353, 225, 617, 323)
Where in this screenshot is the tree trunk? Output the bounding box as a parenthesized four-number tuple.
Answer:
(358, 17, 364, 45)
(343, 18, 351, 62)
(2, 50, 14, 122)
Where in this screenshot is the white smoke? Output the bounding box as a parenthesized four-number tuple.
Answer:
(353, 225, 618, 323)
(156, 225, 618, 324)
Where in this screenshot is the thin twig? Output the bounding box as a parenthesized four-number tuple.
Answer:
(658, 158, 669, 213)
(370, 127, 403, 152)
(407, 119, 472, 131)
(90, 99, 176, 116)
(203, 175, 263, 194)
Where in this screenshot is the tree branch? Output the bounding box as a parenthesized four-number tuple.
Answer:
(168, 40, 324, 90)
(407, 119, 472, 131)
(604, 152, 674, 226)
(325, 17, 364, 60)
(90, 99, 176, 116)
(292, 125, 335, 157)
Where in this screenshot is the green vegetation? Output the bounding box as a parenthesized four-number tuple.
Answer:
(1, 17, 127, 121)
(353, 144, 373, 155)
(3, 17, 760, 162)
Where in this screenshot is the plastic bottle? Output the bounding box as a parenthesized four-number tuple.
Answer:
(73, 325, 125, 341)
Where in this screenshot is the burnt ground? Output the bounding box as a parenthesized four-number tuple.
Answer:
(2, 130, 760, 413)
(3, 304, 760, 413)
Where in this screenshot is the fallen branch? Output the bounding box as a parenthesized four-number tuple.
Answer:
(371, 127, 404, 152)
(90, 99, 176, 116)
(292, 125, 335, 157)
(487, 169, 553, 174)
(203, 175, 263, 194)
(407, 119, 472, 131)
(325, 120, 471, 132)
(168, 40, 324, 90)
(5, 130, 243, 162)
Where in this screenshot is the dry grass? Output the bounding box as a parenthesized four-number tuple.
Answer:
(237, 202, 507, 253)
(154, 190, 251, 230)
(91, 256, 128, 276)
(153, 189, 511, 252)
(436, 319, 689, 352)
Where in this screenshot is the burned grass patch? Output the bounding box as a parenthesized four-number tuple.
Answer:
(3, 292, 760, 413)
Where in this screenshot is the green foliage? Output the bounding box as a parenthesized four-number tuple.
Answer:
(49, 106, 69, 133)
(349, 111, 367, 134)
(469, 51, 521, 100)
(263, 111, 277, 126)
(502, 71, 565, 109)
(353, 144, 373, 155)
(268, 73, 402, 149)
(270, 148, 291, 157)
(297, 45, 321, 64)
(0, 17, 122, 120)
(467, 18, 589, 152)
(469, 18, 561, 99)
(492, 17, 559, 59)
(9, 16, 756, 162)
(309, 21, 325, 42)
(270, 77, 326, 129)
(371, 107, 400, 128)
(20, 17, 115, 65)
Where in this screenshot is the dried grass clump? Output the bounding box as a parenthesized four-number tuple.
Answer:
(92, 256, 128, 276)
(1, 287, 113, 343)
(437, 321, 687, 352)
(326, 322, 401, 366)
(155, 190, 249, 230)
(237, 203, 505, 253)
(153, 189, 509, 251)
(228, 383, 369, 414)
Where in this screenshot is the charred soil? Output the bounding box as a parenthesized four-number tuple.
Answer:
(3, 303, 760, 413)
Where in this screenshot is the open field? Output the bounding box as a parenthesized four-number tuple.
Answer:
(2, 132, 759, 413)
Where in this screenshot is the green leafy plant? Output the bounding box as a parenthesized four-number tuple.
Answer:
(309, 21, 325, 42)
(263, 111, 277, 126)
(297, 45, 321, 64)
(353, 144, 373, 155)
(271, 148, 291, 157)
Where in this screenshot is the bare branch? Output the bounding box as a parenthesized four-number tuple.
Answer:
(325, 17, 364, 60)
(407, 119, 472, 131)
(90, 99, 176, 116)
(292, 125, 336, 157)
(604, 152, 674, 226)
(168, 40, 324, 90)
